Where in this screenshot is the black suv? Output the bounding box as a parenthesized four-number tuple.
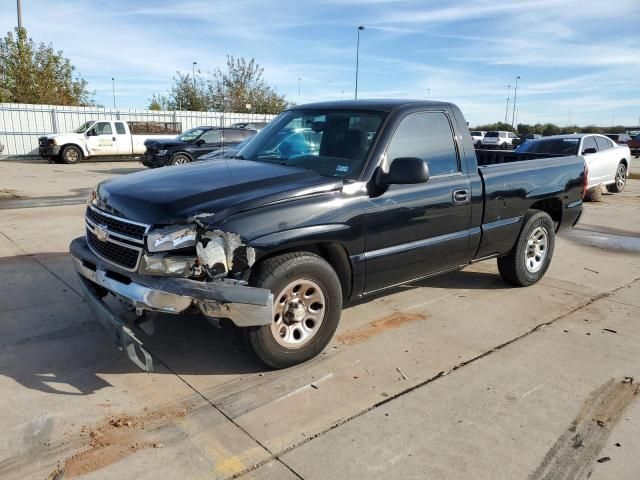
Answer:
(141, 127, 256, 167)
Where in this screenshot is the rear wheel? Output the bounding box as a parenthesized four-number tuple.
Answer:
(606, 162, 627, 193)
(497, 210, 555, 287)
(243, 252, 342, 369)
(60, 145, 82, 164)
(170, 153, 192, 165)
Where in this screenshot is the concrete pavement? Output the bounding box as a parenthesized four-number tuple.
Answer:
(0, 161, 638, 479)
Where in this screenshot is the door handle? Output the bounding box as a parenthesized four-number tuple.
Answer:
(112, 137, 116, 141)
(453, 189, 470, 204)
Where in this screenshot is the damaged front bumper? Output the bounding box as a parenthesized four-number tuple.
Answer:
(69, 237, 273, 371)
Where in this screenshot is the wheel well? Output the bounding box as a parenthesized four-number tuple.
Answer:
(529, 198, 562, 230)
(256, 243, 353, 300)
(620, 158, 628, 169)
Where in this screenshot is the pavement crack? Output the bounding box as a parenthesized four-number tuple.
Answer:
(228, 277, 639, 478)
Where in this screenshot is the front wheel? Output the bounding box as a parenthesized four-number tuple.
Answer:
(606, 162, 627, 193)
(243, 252, 342, 369)
(170, 153, 192, 165)
(497, 210, 555, 287)
(60, 145, 82, 164)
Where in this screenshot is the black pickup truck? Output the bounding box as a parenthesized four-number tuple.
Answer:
(70, 100, 586, 371)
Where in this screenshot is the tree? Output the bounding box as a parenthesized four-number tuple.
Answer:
(162, 72, 208, 111)
(147, 93, 166, 111)
(0, 27, 94, 105)
(206, 56, 289, 114)
(474, 121, 515, 132)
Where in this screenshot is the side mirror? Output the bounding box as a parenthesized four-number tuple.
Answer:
(582, 147, 597, 155)
(87, 129, 96, 136)
(195, 139, 205, 146)
(378, 157, 430, 186)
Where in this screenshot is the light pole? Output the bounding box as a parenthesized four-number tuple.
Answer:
(298, 77, 301, 100)
(426, 88, 430, 100)
(511, 76, 520, 128)
(192, 61, 197, 88)
(504, 84, 511, 123)
(354, 25, 365, 100)
(111, 77, 116, 109)
(17, 0, 23, 30)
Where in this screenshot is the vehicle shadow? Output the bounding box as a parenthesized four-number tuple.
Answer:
(0, 252, 510, 397)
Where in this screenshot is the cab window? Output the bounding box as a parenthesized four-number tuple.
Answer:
(201, 130, 222, 144)
(94, 122, 112, 135)
(386, 111, 459, 176)
(595, 136, 613, 151)
(115, 122, 126, 135)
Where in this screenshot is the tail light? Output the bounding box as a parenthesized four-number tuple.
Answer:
(582, 161, 589, 199)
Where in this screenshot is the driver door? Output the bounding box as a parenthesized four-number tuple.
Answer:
(86, 122, 118, 156)
(363, 111, 473, 294)
(191, 129, 223, 160)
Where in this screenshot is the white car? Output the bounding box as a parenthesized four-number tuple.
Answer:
(482, 130, 519, 149)
(470, 130, 486, 148)
(38, 120, 180, 164)
(515, 134, 631, 193)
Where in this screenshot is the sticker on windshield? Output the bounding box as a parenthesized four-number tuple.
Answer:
(336, 165, 349, 173)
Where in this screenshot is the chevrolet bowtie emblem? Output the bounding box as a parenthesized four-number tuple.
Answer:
(94, 224, 109, 242)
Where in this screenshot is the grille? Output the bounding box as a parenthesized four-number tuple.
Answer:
(87, 228, 140, 270)
(86, 206, 146, 241)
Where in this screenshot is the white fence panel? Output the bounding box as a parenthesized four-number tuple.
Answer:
(0, 103, 275, 158)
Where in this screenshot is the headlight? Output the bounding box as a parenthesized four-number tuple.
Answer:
(146, 225, 197, 252)
(157, 149, 168, 155)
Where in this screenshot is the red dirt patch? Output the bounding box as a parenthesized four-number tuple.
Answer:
(337, 312, 428, 345)
(53, 405, 192, 478)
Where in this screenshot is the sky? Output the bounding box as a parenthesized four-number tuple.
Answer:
(1, 0, 639, 126)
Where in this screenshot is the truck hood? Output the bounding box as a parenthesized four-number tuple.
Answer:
(44, 133, 85, 142)
(95, 159, 343, 225)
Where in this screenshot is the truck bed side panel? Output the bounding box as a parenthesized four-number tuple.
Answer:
(474, 156, 584, 259)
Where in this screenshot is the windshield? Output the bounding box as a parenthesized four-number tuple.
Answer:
(237, 109, 387, 179)
(515, 138, 579, 155)
(177, 128, 205, 142)
(74, 121, 95, 133)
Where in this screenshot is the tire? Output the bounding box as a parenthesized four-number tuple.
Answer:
(243, 252, 343, 369)
(60, 145, 82, 164)
(501, 142, 508, 150)
(497, 210, 555, 287)
(170, 153, 192, 165)
(606, 162, 627, 193)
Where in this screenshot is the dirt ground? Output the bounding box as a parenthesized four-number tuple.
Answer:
(0, 159, 639, 479)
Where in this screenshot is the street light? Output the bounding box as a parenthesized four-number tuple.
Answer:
(511, 76, 520, 129)
(298, 77, 301, 100)
(192, 61, 197, 88)
(504, 84, 511, 123)
(111, 77, 116, 110)
(355, 25, 365, 100)
(426, 88, 430, 100)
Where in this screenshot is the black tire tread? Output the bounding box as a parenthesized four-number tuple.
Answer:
(60, 145, 82, 164)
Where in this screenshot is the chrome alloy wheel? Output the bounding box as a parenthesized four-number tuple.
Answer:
(615, 164, 626, 190)
(173, 155, 190, 165)
(271, 278, 326, 348)
(525, 226, 548, 273)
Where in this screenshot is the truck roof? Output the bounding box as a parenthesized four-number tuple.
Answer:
(289, 99, 452, 112)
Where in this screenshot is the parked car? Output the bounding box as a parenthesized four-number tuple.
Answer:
(470, 131, 486, 148)
(0, 141, 4, 155)
(141, 127, 256, 167)
(512, 133, 542, 147)
(70, 99, 585, 371)
(516, 134, 631, 192)
(481, 131, 519, 149)
(198, 136, 254, 161)
(604, 133, 632, 145)
(627, 134, 640, 157)
(39, 120, 181, 164)
(230, 121, 269, 131)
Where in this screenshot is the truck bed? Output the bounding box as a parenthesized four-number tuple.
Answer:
(472, 154, 585, 259)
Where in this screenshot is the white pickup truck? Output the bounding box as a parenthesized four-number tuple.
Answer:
(39, 120, 181, 164)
